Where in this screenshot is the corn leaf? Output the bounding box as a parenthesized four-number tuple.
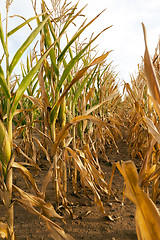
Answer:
(65, 147, 105, 214)
(142, 22, 160, 106)
(12, 162, 41, 195)
(10, 40, 55, 119)
(0, 13, 8, 55)
(117, 160, 160, 240)
(0, 65, 11, 99)
(7, 13, 46, 37)
(13, 185, 63, 219)
(9, 14, 50, 75)
(72, 71, 93, 106)
(42, 11, 59, 77)
(143, 116, 160, 144)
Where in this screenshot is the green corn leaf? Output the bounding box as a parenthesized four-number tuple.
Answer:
(86, 65, 98, 90)
(42, 14, 59, 77)
(9, 14, 50, 75)
(10, 41, 55, 119)
(73, 71, 93, 106)
(58, 10, 106, 63)
(56, 27, 112, 93)
(7, 13, 46, 37)
(0, 13, 8, 55)
(0, 65, 11, 99)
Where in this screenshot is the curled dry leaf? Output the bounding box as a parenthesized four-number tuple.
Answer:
(13, 184, 63, 219)
(13, 143, 39, 169)
(12, 162, 41, 196)
(33, 137, 51, 164)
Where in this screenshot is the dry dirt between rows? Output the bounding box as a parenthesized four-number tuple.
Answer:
(0, 133, 139, 240)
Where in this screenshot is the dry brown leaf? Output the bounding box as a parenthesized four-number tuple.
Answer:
(13, 184, 62, 219)
(12, 162, 41, 195)
(33, 137, 51, 163)
(13, 143, 39, 168)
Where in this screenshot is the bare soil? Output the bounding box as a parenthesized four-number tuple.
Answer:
(0, 132, 139, 240)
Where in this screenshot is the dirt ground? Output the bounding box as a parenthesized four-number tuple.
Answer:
(0, 133, 139, 240)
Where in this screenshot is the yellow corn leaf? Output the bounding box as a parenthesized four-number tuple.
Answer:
(90, 51, 111, 66)
(142, 23, 160, 106)
(70, 115, 108, 126)
(0, 222, 7, 239)
(124, 83, 136, 102)
(148, 95, 160, 119)
(143, 116, 160, 144)
(117, 160, 160, 240)
(3, 108, 35, 119)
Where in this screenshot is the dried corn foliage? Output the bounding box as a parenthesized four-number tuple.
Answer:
(120, 23, 160, 240)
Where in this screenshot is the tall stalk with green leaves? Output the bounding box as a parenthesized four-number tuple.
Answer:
(0, 2, 58, 238)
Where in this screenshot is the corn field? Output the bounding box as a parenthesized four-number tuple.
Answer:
(0, 0, 160, 239)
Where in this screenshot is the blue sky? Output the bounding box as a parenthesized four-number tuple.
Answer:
(1, 0, 160, 83)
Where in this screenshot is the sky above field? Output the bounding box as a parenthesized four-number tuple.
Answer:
(1, 0, 160, 84)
